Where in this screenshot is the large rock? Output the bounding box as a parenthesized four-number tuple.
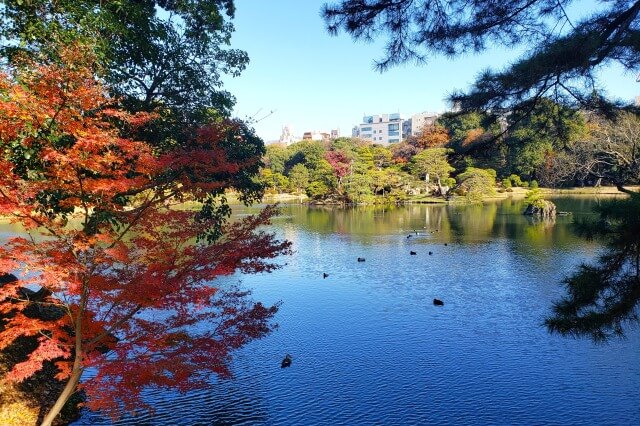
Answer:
(523, 200, 557, 218)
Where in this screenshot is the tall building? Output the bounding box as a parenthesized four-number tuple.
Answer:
(278, 125, 298, 145)
(354, 113, 404, 145)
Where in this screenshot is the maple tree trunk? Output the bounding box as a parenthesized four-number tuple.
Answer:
(40, 357, 82, 426)
(41, 296, 85, 426)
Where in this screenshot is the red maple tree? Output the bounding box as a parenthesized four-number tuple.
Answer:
(325, 150, 351, 187)
(0, 44, 291, 424)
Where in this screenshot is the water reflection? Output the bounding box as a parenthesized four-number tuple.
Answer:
(265, 198, 599, 254)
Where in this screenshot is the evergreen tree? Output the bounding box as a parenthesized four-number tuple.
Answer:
(323, 0, 640, 113)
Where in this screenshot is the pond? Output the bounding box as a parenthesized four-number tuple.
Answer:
(60, 196, 639, 424)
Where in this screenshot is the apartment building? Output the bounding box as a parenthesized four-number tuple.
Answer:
(353, 113, 404, 145)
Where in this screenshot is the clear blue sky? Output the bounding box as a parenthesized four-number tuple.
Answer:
(222, 0, 637, 142)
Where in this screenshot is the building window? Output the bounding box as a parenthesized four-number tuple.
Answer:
(389, 131, 399, 136)
(361, 126, 372, 132)
(388, 123, 400, 131)
(389, 138, 399, 143)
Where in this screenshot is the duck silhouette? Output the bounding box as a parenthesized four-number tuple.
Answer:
(410, 251, 417, 255)
(323, 273, 329, 279)
(281, 354, 292, 368)
(428, 251, 433, 255)
(433, 298, 444, 306)
(357, 257, 365, 262)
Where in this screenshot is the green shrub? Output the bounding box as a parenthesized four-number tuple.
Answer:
(509, 174, 524, 187)
(525, 188, 546, 209)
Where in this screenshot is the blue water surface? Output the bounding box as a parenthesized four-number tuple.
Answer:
(75, 198, 640, 425)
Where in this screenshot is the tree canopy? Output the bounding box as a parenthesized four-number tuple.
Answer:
(0, 43, 290, 424)
(323, 0, 640, 113)
(1, 0, 247, 132)
(0, 1, 290, 421)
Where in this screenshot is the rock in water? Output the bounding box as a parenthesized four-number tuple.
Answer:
(523, 200, 557, 218)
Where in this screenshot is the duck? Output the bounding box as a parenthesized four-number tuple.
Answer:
(357, 257, 366, 262)
(323, 272, 329, 278)
(433, 298, 444, 306)
(406, 234, 412, 239)
(410, 251, 417, 255)
(281, 354, 292, 368)
(428, 251, 433, 255)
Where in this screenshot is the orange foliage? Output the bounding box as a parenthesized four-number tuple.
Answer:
(462, 127, 487, 147)
(414, 124, 449, 149)
(0, 44, 291, 418)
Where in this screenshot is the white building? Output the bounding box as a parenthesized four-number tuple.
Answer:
(406, 111, 440, 136)
(302, 130, 328, 141)
(278, 125, 298, 145)
(353, 113, 404, 145)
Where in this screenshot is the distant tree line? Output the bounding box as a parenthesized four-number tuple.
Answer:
(259, 100, 640, 203)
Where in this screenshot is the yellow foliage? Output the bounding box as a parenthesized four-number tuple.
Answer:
(0, 379, 38, 425)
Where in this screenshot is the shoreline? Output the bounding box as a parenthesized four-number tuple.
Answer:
(258, 186, 637, 205)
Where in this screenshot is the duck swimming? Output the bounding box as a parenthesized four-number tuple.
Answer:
(281, 354, 292, 368)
